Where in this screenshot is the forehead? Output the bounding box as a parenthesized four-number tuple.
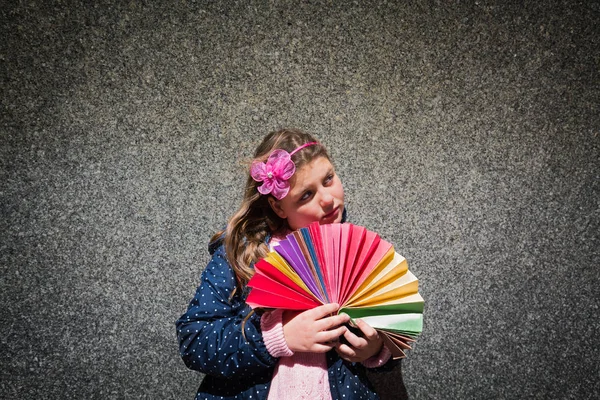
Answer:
(297, 156, 332, 175)
(290, 156, 333, 186)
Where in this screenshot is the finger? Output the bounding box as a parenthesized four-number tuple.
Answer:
(341, 329, 368, 348)
(311, 342, 336, 353)
(316, 313, 350, 331)
(308, 303, 340, 319)
(354, 318, 379, 341)
(335, 343, 357, 359)
(316, 325, 347, 343)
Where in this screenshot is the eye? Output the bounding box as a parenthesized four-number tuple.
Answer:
(324, 173, 334, 185)
(299, 191, 313, 202)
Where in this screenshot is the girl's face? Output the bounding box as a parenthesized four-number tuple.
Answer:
(269, 156, 345, 231)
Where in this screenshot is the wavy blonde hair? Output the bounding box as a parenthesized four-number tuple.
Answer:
(212, 128, 331, 291)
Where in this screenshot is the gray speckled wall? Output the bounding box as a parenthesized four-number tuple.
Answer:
(2, 1, 598, 399)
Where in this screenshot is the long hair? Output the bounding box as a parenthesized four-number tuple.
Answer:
(212, 128, 331, 291)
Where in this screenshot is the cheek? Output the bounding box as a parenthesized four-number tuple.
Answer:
(287, 205, 321, 229)
(299, 204, 322, 220)
(334, 181, 345, 200)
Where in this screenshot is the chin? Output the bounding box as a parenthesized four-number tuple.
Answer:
(319, 207, 344, 226)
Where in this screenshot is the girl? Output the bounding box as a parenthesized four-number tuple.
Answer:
(177, 129, 395, 400)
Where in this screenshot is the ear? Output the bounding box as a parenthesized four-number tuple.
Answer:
(268, 197, 287, 219)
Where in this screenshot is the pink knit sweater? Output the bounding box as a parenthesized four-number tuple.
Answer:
(261, 309, 331, 399)
(261, 309, 392, 399)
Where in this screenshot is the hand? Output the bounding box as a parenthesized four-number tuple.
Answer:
(335, 318, 383, 363)
(282, 303, 350, 353)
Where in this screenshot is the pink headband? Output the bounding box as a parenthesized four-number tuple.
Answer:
(250, 142, 319, 200)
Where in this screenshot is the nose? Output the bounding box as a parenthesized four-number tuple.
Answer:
(319, 189, 334, 208)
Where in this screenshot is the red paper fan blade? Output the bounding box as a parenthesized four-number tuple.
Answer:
(337, 223, 352, 292)
(246, 285, 320, 310)
(339, 224, 365, 302)
(341, 224, 365, 291)
(341, 233, 394, 303)
(247, 270, 322, 310)
(254, 259, 313, 300)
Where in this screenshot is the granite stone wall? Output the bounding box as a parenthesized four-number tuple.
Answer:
(2, 1, 598, 399)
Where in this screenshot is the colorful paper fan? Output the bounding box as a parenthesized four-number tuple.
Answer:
(247, 222, 424, 359)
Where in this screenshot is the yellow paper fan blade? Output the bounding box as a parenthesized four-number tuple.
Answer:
(345, 251, 408, 305)
(346, 270, 419, 307)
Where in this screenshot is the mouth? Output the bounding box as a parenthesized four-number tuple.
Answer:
(322, 206, 340, 222)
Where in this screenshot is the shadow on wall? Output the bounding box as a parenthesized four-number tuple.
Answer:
(367, 365, 408, 400)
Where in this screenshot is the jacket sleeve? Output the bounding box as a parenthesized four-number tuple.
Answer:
(176, 246, 277, 378)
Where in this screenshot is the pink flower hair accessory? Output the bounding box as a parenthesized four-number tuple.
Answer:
(250, 141, 318, 200)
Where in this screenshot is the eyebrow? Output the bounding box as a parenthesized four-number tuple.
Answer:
(294, 167, 335, 198)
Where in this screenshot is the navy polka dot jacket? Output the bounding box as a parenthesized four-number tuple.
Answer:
(176, 220, 397, 399)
